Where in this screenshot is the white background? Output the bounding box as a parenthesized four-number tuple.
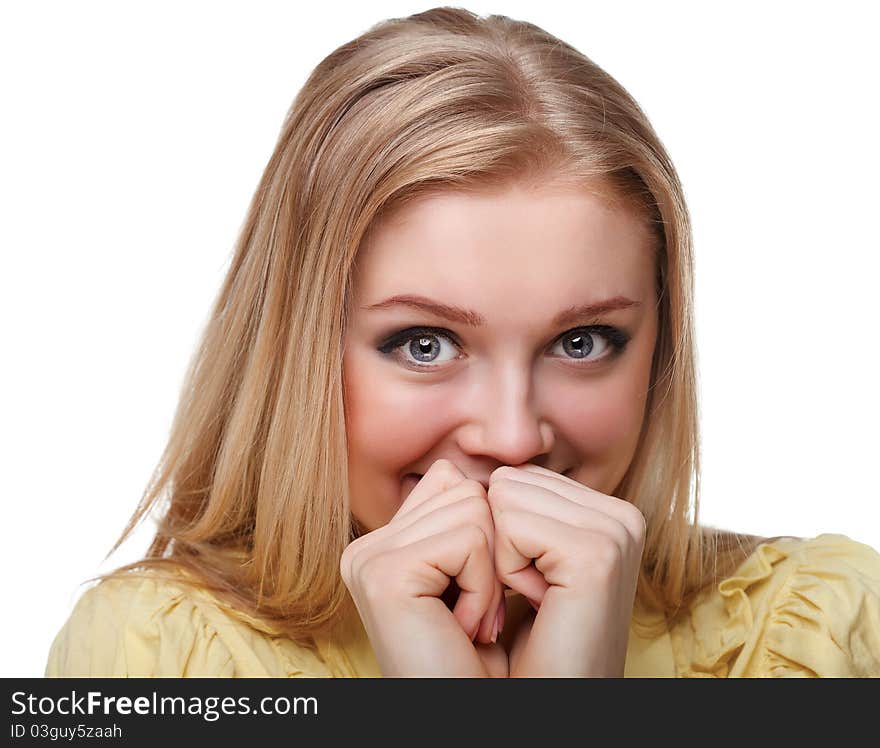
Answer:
(2, 1, 877, 676)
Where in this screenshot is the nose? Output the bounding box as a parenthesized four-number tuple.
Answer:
(454, 361, 555, 467)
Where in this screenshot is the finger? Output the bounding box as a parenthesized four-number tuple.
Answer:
(396, 475, 503, 645)
(494, 465, 646, 541)
(390, 479, 490, 540)
(396, 524, 497, 641)
(390, 476, 504, 644)
(487, 477, 631, 553)
(363, 496, 496, 563)
(399, 495, 503, 645)
(441, 575, 502, 643)
(348, 497, 499, 632)
(394, 459, 469, 518)
(492, 509, 586, 601)
(344, 471, 488, 581)
(475, 577, 505, 645)
(509, 463, 585, 490)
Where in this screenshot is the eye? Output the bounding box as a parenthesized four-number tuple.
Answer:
(377, 324, 630, 372)
(549, 326, 630, 365)
(377, 326, 463, 370)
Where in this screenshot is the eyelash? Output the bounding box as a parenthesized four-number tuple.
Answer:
(377, 325, 631, 372)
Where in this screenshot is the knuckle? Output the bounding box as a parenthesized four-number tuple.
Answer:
(339, 538, 364, 586)
(485, 477, 514, 504)
(463, 523, 490, 551)
(612, 501, 647, 545)
(606, 519, 629, 546)
(626, 506, 648, 545)
(491, 466, 518, 483)
(496, 566, 519, 588)
(339, 547, 352, 585)
(461, 494, 492, 521)
(595, 535, 623, 571)
(491, 507, 513, 532)
(347, 540, 377, 585)
(357, 553, 395, 600)
(576, 532, 622, 580)
(433, 458, 462, 479)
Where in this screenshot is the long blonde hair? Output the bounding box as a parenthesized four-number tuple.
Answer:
(96, 7, 783, 649)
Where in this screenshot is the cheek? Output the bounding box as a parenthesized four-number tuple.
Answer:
(343, 350, 450, 470)
(343, 350, 455, 529)
(553, 345, 654, 473)
(556, 379, 644, 452)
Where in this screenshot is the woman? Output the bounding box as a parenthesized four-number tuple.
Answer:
(46, 7, 880, 677)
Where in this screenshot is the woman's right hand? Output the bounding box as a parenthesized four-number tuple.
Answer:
(339, 459, 506, 677)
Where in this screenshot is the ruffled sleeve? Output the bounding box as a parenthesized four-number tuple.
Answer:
(45, 573, 336, 677)
(670, 534, 880, 678)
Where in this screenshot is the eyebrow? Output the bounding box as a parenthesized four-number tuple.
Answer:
(362, 294, 641, 327)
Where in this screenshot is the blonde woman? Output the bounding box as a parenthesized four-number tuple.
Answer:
(46, 7, 880, 678)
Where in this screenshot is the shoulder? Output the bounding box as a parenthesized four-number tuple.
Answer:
(670, 533, 880, 677)
(45, 569, 334, 677)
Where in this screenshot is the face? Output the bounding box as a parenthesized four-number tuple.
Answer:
(342, 178, 659, 531)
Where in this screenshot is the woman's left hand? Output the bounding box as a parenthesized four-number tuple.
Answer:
(487, 463, 647, 677)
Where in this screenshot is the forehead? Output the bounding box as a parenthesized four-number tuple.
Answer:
(352, 181, 656, 307)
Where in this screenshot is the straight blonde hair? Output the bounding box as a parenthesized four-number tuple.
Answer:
(95, 7, 787, 650)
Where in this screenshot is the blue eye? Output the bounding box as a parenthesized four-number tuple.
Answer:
(549, 327, 631, 363)
(377, 325, 630, 372)
(377, 327, 463, 369)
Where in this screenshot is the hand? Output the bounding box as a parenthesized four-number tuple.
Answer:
(487, 464, 647, 677)
(339, 459, 507, 677)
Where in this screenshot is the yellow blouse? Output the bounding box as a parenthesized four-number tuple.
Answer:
(45, 533, 880, 677)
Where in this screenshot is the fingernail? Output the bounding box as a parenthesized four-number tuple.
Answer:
(469, 619, 480, 641)
(490, 614, 499, 644)
(526, 595, 540, 612)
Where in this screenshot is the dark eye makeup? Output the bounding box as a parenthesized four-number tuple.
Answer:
(376, 324, 631, 372)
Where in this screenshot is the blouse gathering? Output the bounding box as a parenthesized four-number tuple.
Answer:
(45, 533, 880, 677)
